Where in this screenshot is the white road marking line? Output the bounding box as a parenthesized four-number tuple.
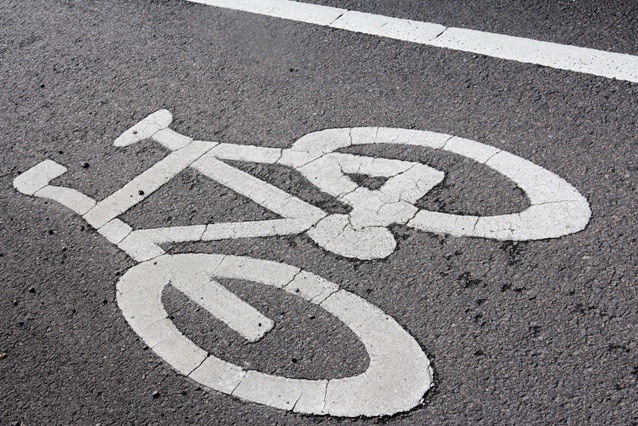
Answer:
(187, 0, 638, 83)
(35, 186, 97, 215)
(192, 153, 326, 223)
(117, 232, 166, 262)
(83, 140, 216, 229)
(13, 160, 67, 195)
(201, 218, 311, 240)
(153, 128, 194, 151)
(98, 219, 133, 244)
(114, 109, 173, 147)
(171, 268, 274, 342)
(210, 143, 283, 164)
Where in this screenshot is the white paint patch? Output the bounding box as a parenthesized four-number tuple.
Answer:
(13, 110, 593, 417)
(116, 254, 432, 417)
(187, 0, 638, 83)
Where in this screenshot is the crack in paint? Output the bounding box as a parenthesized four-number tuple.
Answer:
(186, 353, 210, 376)
(320, 380, 329, 414)
(229, 371, 248, 396)
(482, 149, 503, 164)
(327, 12, 344, 26)
(431, 27, 448, 40)
(439, 135, 454, 150)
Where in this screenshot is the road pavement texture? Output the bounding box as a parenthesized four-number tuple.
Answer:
(1, 0, 637, 424)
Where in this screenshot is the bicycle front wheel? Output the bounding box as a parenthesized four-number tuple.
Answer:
(116, 253, 432, 417)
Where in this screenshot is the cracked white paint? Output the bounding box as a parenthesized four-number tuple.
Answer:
(98, 219, 133, 244)
(284, 127, 590, 256)
(329, 10, 445, 44)
(14, 110, 593, 418)
(308, 215, 397, 260)
(186, 0, 638, 83)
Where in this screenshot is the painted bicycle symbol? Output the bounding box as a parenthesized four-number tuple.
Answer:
(14, 110, 590, 417)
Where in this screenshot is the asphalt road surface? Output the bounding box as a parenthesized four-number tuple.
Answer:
(1, 1, 637, 424)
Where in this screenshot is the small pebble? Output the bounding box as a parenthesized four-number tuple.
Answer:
(82, 162, 90, 169)
(152, 391, 160, 398)
(28, 287, 36, 293)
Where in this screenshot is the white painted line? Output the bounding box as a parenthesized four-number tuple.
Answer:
(35, 186, 97, 215)
(330, 10, 445, 44)
(210, 143, 283, 164)
(132, 225, 207, 246)
(408, 210, 479, 238)
(14, 160, 67, 195)
(296, 156, 359, 198)
(213, 254, 301, 288)
(187, 0, 345, 26)
(189, 356, 247, 395)
(171, 268, 274, 342)
(192, 153, 326, 223)
(187, 0, 638, 83)
(153, 128, 193, 151)
(84, 140, 216, 228)
(485, 150, 587, 204)
(114, 109, 173, 147)
(233, 371, 327, 412)
(98, 219, 133, 244)
(429, 27, 638, 83)
(320, 289, 432, 416)
(117, 232, 166, 262)
(202, 219, 311, 240)
(283, 270, 338, 304)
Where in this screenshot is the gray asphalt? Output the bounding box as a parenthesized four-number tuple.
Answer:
(1, 0, 637, 424)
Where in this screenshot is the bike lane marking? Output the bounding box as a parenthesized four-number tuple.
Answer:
(186, 0, 638, 83)
(13, 110, 592, 417)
